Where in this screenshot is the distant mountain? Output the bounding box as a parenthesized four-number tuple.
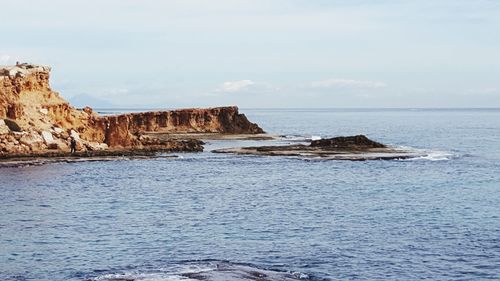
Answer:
(68, 94, 115, 109)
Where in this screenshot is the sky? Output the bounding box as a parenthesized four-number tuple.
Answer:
(1, 0, 499, 108)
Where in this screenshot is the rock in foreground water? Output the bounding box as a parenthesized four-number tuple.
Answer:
(310, 135, 386, 149)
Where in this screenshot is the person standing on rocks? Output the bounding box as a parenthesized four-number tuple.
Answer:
(70, 137, 77, 154)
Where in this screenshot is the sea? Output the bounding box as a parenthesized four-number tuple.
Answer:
(1, 108, 499, 281)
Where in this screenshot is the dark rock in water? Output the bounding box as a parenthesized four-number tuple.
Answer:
(310, 135, 386, 149)
(213, 135, 425, 161)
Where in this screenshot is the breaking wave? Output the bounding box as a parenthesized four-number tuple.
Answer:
(411, 151, 455, 161)
(398, 147, 457, 161)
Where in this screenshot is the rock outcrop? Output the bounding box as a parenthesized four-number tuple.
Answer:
(0, 63, 92, 132)
(213, 135, 422, 160)
(0, 63, 263, 158)
(310, 135, 386, 149)
(86, 106, 264, 147)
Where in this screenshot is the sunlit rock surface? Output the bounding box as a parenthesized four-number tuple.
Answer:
(0, 63, 263, 158)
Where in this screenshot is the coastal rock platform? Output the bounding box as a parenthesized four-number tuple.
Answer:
(212, 135, 424, 161)
(0, 147, 194, 168)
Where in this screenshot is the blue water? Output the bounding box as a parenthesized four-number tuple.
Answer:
(1, 109, 499, 280)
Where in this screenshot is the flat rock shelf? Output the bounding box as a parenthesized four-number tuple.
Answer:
(212, 135, 425, 161)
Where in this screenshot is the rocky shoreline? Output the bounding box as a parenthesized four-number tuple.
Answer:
(0, 63, 264, 161)
(1, 63, 428, 165)
(0, 150, 184, 168)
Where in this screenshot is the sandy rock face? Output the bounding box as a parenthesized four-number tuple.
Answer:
(0, 63, 91, 132)
(119, 107, 264, 134)
(19, 132, 45, 150)
(1, 63, 264, 157)
(41, 131, 54, 144)
(95, 106, 264, 147)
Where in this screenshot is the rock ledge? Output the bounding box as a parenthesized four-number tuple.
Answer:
(213, 135, 423, 161)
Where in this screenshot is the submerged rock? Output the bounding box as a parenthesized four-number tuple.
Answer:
(91, 261, 307, 281)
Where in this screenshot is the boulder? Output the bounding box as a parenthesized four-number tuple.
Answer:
(47, 142, 59, 150)
(70, 130, 80, 140)
(19, 132, 45, 151)
(52, 127, 64, 134)
(3, 119, 22, 132)
(41, 130, 55, 144)
(85, 142, 108, 151)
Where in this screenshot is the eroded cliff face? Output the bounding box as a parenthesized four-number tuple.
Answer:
(94, 107, 264, 147)
(0, 64, 101, 155)
(0, 63, 264, 157)
(0, 64, 93, 132)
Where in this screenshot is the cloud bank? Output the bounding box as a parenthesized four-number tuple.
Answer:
(216, 80, 256, 93)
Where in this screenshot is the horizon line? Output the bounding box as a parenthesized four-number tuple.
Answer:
(88, 107, 500, 111)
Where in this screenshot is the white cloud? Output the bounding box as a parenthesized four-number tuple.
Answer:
(310, 78, 387, 89)
(216, 80, 255, 93)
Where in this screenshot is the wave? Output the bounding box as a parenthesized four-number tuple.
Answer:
(413, 151, 455, 161)
(397, 147, 456, 161)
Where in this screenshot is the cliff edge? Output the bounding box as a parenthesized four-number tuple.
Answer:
(0, 63, 264, 157)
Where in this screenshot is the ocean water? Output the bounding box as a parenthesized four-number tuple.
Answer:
(1, 108, 499, 281)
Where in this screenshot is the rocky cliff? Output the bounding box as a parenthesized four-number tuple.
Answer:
(95, 106, 264, 147)
(0, 64, 93, 132)
(0, 63, 264, 157)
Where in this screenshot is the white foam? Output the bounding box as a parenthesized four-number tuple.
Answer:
(310, 135, 322, 141)
(281, 135, 309, 142)
(95, 272, 197, 281)
(92, 262, 307, 281)
(178, 264, 215, 274)
(405, 149, 455, 161)
(414, 151, 454, 161)
(291, 271, 309, 279)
